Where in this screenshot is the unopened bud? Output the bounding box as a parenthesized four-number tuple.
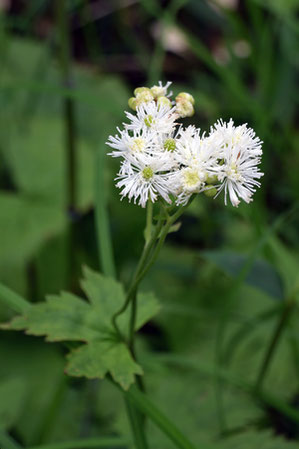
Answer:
(134, 87, 151, 96)
(157, 96, 172, 109)
(128, 97, 137, 111)
(204, 187, 217, 197)
(176, 98, 194, 118)
(151, 85, 165, 98)
(176, 92, 195, 105)
(135, 90, 154, 107)
(205, 174, 218, 184)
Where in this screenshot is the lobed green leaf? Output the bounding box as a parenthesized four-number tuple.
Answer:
(66, 341, 143, 390)
(1, 268, 159, 389)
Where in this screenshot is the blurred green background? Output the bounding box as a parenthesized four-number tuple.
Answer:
(0, 0, 299, 448)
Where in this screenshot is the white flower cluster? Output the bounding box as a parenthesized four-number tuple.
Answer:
(107, 82, 263, 208)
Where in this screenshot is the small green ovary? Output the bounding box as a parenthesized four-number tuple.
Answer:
(205, 174, 218, 184)
(144, 115, 154, 127)
(142, 166, 154, 180)
(164, 138, 176, 152)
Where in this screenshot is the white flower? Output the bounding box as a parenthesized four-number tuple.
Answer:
(209, 119, 263, 207)
(115, 153, 176, 207)
(106, 81, 264, 210)
(175, 126, 217, 166)
(209, 119, 263, 157)
(124, 101, 177, 135)
(173, 127, 221, 205)
(106, 127, 157, 158)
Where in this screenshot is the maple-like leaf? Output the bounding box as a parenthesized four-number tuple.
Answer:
(1, 267, 159, 390)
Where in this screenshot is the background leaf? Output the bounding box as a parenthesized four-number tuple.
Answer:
(200, 250, 284, 300)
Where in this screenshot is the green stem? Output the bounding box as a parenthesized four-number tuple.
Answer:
(136, 204, 186, 282)
(112, 201, 190, 446)
(129, 290, 138, 352)
(28, 436, 128, 449)
(255, 297, 295, 391)
(125, 397, 149, 449)
(124, 386, 198, 449)
(112, 200, 191, 338)
(144, 200, 153, 245)
(55, 0, 77, 213)
(95, 146, 116, 278)
(111, 210, 165, 337)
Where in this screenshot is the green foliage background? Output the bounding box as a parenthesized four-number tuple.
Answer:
(0, 1, 299, 448)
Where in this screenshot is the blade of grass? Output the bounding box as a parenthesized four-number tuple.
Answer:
(55, 0, 77, 213)
(95, 145, 116, 278)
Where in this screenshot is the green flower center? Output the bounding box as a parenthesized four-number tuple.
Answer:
(144, 115, 154, 127)
(142, 166, 154, 180)
(164, 138, 176, 152)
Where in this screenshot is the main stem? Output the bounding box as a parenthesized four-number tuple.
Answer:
(111, 209, 165, 339)
(111, 200, 191, 448)
(125, 397, 149, 449)
(112, 202, 189, 342)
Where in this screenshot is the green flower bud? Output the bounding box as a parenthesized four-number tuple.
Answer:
(135, 90, 154, 107)
(176, 98, 194, 118)
(151, 85, 165, 98)
(134, 87, 151, 96)
(176, 92, 195, 105)
(128, 97, 137, 110)
(205, 174, 218, 184)
(204, 187, 217, 197)
(164, 138, 176, 152)
(157, 96, 172, 109)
